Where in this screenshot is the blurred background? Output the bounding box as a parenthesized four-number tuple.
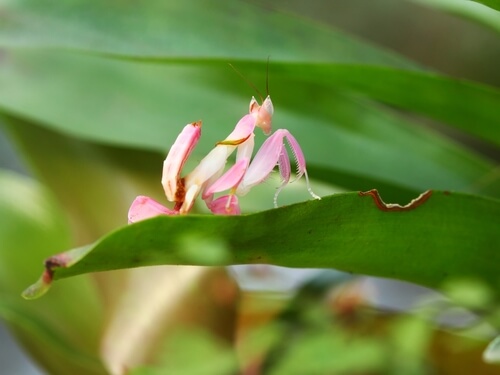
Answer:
(1, 0, 499, 374)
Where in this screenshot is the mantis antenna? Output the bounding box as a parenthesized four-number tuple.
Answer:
(266, 56, 270, 96)
(228, 62, 265, 102)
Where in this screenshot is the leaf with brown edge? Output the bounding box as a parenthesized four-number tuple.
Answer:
(23, 191, 500, 300)
(359, 189, 433, 211)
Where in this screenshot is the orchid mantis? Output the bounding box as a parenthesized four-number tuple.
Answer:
(128, 95, 320, 223)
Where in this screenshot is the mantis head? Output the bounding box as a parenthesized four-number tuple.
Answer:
(249, 95, 273, 136)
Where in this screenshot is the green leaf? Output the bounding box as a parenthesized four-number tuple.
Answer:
(0, 0, 414, 67)
(268, 330, 385, 375)
(23, 191, 500, 299)
(0, 298, 105, 375)
(1, 53, 498, 201)
(1, 1, 498, 146)
(131, 327, 238, 375)
(2, 115, 165, 240)
(287, 64, 500, 147)
(410, 0, 500, 33)
(473, 0, 500, 12)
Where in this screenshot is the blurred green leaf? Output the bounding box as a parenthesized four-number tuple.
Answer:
(1, 52, 498, 202)
(24, 191, 500, 299)
(473, 0, 500, 12)
(269, 329, 385, 375)
(3, 114, 170, 309)
(0, 0, 415, 67)
(389, 315, 434, 374)
(131, 327, 238, 375)
(441, 278, 494, 309)
(2, 115, 165, 240)
(290, 64, 500, 146)
(0, 298, 105, 375)
(410, 0, 500, 33)
(1, 1, 498, 146)
(0, 170, 106, 374)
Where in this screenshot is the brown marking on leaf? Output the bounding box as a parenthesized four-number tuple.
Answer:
(47, 253, 70, 268)
(23, 253, 73, 298)
(41, 269, 53, 285)
(44, 253, 71, 269)
(42, 253, 72, 281)
(359, 189, 433, 211)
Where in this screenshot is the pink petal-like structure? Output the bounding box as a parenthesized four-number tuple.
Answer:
(128, 94, 319, 221)
(236, 129, 319, 206)
(162, 121, 202, 203)
(207, 195, 241, 215)
(202, 158, 249, 200)
(217, 114, 256, 146)
(128, 196, 177, 223)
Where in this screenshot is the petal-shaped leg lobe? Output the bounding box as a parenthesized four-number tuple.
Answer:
(162, 121, 202, 202)
(208, 195, 241, 215)
(218, 114, 256, 145)
(128, 196, 177, 223)
(202, 158, 249, 200)
(238, 130, 285, 193)
(237, 128, 320, 204)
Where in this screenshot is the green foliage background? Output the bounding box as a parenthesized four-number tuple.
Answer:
(0, 0, 499, 374)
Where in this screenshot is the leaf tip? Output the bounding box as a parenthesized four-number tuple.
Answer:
(21, 245, 92, 300)
(21, 269, 53, 300)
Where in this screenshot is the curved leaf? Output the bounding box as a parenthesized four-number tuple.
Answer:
(473, 0, 500, 12)
(411, 0, 500, 33)
(2, 115, 165, 240)
(285, 64, 500, 147)
(2, 1, 499, 145)
(23, 191, 500, 299)
(0, 0, 414, 68)
(1, 53, 498, 200)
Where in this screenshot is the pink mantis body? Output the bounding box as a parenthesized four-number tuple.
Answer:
(128, 95, 320, 222)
